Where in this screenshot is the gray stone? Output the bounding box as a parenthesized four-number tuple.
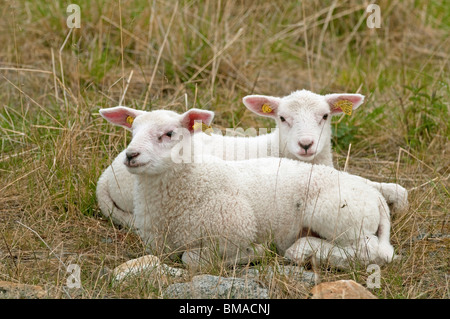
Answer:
(163, 274, 268, 299)
(101, 237, 113, 244)
(244, 265, 317, 286)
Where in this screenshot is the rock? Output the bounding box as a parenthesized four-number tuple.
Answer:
(101, 237, 113, 244)
(310, 280, 377, 299)
(0, 281, 47, 299)
(163, 274, 269, 299)
(244, 265, 317, 286)
(111, 255, 187, 283)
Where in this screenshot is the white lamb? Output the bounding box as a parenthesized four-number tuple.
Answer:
(97, 90, 407, 229)
(98, 106, 395, 269)
(242, 90, 408, 211)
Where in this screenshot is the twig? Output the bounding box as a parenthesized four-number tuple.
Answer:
(59, 28, 73, 114)
(316, 0, 337, 64)
(408, 174, 450, 192)
(185, 27, 244, 85)
(118, 69, 134, 106)
(1, 232, 19, 277)
(184, 93, 188, 112)
(15, 221, 67, 270)
(343, 143, 352, 172)
(51, 48, 59, 102)
(101, 15, 152, 51)
(0, 166, 42, 193)
(302, 2, 313, 90)
(15, 221, 75, 298)
(0, 147, 39, 163)
(0, 67, 52, 74)
(397, 147, 436, 173)
(1, 75, 63, 127)
(143, 2, 179, 109)
(119, 0, 125, 91)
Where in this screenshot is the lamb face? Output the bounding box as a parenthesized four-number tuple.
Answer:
(277, 91, 333, 161)
(129, 113, 183, 175)
(99, 106, 214, 175)
(243, 89, 364, 163)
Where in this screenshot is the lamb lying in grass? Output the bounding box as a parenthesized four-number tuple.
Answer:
(98, 106, 395, 268)
(242, 90, 408, 212)
(97, 90, 407, 229)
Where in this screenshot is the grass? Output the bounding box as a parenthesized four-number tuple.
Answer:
(0, 0, 448, 299)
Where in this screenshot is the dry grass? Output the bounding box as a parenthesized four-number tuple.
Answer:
(0, 0, 448, 299)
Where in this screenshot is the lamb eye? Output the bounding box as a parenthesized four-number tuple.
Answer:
(158, 131, 173, 141)
(322, 114, 329, 120)
(280, 116, 286, 122)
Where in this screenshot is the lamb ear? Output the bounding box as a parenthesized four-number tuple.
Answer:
(181, 108, 215, 132)
(325, 93, 365, 116)
(243, 95, 281, 118)
(99, 106, 146, 131)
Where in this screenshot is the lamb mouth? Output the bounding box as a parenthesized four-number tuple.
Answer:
(124, 161, 150, 168)
(297, 152, 315, 158)
(298, 227, 322, 239)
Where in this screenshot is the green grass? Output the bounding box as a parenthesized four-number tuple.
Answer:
(0, 0, 448, 299)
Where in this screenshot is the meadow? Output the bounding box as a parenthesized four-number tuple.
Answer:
(0, 0, 448, 298)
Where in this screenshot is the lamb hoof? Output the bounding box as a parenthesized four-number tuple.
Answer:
(284, 244, 312, 265)
(377, 243, 395, 264)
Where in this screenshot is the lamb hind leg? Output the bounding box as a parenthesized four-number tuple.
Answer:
(353, 176, 408, 213)
(370, 181, 408, 213)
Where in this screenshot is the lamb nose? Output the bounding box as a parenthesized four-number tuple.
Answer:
(126, 151, 140, 161)
(299, 142, 313, 151)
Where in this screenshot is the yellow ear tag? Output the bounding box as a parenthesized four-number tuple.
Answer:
(261, 104, 273, 114)
(192, 122, 213, 136)
(126, 115, 134, 125)
(334, 100, 353, 116)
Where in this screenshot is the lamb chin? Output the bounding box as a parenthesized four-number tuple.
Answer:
(297, 153, 315, 160)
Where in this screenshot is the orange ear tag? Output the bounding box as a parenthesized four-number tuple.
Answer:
(126, 115, 134, 125)
(334, 100, 353, 116)
(192, 122, 213, 136)
(261, 104, 272, 113)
